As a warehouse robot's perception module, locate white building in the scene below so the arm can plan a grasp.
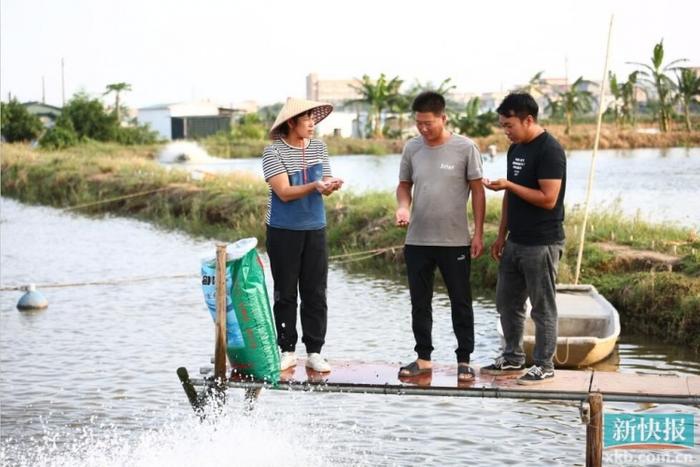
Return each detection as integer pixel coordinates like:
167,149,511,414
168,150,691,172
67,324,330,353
137,101,233,140
314,110,362,138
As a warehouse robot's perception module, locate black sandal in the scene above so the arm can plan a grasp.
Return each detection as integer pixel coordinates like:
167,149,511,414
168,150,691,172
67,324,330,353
398,361,432,377
458,364,476,381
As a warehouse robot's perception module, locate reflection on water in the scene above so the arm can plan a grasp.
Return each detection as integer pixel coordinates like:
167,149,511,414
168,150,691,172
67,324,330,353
171,147,700,227
1,197,698,466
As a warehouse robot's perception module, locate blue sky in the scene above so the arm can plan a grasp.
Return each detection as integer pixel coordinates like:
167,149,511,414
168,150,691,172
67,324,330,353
2,0,698,108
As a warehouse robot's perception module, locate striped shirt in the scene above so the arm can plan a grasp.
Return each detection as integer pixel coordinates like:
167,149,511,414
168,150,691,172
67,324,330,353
262,138,332,230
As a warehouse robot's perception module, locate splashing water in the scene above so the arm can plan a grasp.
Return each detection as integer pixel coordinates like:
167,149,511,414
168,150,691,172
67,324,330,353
158,141,212,164
0,399,353,467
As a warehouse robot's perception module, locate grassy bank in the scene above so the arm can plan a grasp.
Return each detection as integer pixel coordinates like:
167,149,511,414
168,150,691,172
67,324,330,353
199,134,406,157
199,124,700,158
2,142,699,350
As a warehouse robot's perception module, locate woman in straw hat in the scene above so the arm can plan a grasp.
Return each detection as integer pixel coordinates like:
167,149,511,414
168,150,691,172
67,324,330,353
262,97,343,373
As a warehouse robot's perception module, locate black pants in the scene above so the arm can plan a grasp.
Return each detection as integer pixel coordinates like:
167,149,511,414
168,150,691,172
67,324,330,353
265,226,328,354
404,245,474,363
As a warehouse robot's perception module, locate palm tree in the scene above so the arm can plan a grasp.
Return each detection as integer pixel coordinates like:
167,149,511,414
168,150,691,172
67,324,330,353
103,82,132,123
676,68,700,132
348,74,403,138
630,40,687,132
558,76,595,135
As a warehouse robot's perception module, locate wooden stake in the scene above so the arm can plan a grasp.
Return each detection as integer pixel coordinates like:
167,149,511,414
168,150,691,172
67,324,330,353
215,244,228,382
586,392,603,467
574,16,614,285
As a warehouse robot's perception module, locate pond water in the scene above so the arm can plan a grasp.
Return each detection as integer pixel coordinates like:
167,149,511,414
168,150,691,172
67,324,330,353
1,198,698,466
171,147,700,229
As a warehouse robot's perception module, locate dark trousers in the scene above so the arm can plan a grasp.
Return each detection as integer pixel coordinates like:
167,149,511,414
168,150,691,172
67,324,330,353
496,240,564,371
404,245,474,363
265,226,328,354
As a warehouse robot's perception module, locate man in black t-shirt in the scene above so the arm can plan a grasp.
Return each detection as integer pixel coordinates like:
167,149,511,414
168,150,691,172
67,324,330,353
481,93,566,385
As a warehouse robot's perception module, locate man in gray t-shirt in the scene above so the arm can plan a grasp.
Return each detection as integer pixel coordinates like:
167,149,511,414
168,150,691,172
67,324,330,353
396,91,485,382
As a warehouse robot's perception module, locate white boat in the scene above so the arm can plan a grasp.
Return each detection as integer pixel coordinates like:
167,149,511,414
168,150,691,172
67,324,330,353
497,284,621,368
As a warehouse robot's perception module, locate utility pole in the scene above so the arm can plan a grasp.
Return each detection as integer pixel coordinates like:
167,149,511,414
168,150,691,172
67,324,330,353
42,76,46,104
61,58,65,106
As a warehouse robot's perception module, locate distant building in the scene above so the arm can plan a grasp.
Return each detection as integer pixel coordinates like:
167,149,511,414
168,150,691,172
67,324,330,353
314,111,363,138
137,101,235,140
306,73,362,106
478,92,509,112
22,102,62,128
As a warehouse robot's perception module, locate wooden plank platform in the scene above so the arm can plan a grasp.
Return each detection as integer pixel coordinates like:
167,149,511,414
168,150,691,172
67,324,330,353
192,360,700,405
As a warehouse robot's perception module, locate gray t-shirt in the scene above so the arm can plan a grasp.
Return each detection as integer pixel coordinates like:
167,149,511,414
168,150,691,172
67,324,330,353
399,134,483,246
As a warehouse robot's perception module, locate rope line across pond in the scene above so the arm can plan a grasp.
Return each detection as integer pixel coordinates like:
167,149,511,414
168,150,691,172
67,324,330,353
1,246,405,291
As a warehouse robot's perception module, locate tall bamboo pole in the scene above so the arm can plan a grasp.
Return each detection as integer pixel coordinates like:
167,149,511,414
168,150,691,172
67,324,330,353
574,16,614,285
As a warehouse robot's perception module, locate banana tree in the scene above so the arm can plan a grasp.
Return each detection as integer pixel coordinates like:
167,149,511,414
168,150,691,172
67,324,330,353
629,40,687,132
449,97,497,137
558,76,596,135
348,74,403,138
608,72,623,126
620,71,639,127
676,68,700,132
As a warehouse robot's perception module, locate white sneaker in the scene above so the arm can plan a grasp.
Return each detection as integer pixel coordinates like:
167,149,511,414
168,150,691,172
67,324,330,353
305,353,331,372
280,352,297,370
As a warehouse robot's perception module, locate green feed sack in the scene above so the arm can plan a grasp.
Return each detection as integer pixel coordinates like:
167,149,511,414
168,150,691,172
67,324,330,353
201,238,280,382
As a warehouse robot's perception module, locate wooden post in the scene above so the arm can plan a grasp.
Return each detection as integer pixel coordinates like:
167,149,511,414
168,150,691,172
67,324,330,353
176,367,202,415
214,244,228,382
586,392,603,467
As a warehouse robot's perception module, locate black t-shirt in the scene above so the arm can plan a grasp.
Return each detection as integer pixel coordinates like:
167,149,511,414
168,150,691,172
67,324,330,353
506,131,566,245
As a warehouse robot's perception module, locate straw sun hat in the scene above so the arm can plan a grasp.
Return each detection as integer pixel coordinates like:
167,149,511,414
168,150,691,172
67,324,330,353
269,97,333,138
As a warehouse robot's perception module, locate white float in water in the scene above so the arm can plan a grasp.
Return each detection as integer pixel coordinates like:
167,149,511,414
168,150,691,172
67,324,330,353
17,284,48,311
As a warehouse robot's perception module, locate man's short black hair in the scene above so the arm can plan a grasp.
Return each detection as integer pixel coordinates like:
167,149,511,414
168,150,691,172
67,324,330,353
412,91,446,115
496,93,539,121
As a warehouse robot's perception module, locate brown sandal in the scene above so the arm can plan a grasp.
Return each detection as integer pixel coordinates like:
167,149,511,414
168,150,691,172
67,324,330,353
458,364,476,381
398,361,432,377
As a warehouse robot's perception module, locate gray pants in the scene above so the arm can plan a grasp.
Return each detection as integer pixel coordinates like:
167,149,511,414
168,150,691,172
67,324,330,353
496,240,564,371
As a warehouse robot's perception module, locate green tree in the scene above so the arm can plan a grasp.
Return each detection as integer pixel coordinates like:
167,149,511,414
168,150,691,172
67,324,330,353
103,82,132,123
232,113,266,140
676,68,700,132
630,40,687,132
61,91,118,141
39,119,78,149
449,97,497,137
386,92,412,138
608,72,624,126
348,73,403,138
558,76,596,135
620,71,640,127
608,71,640,127
544,95,564,121
258,103,284,128
0,98,43,142
405,77,457,109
